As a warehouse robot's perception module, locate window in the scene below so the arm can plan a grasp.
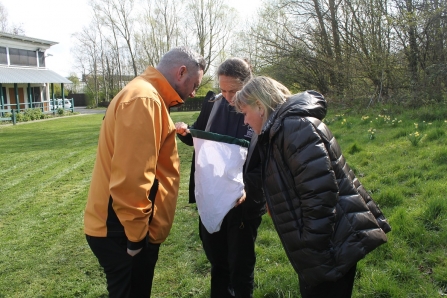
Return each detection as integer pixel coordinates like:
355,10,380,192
8,48,38,67
0,47,7,65
38,52,45,67
9,48,20,65
19,49,28,65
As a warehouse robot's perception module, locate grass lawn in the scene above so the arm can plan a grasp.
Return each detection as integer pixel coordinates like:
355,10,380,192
0,105,446,297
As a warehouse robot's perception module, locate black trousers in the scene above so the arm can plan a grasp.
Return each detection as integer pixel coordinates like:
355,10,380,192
200,207,262,298
86,235,160,298
299,264,357,298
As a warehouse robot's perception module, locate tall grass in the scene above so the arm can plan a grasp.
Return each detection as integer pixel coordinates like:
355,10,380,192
0,104,446,297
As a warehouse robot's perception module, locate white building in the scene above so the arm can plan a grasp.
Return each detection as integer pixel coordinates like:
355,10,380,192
0,32,71,112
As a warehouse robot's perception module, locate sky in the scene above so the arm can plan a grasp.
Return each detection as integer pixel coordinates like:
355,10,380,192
1,0,262,78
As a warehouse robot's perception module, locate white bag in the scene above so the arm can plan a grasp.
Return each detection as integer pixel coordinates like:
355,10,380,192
190,129,249,233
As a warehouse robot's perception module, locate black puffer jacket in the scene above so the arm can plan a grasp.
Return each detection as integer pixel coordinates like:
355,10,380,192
257,91,391,286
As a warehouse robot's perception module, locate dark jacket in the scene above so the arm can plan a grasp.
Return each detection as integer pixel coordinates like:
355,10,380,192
257,90,391,286
177,91,266,219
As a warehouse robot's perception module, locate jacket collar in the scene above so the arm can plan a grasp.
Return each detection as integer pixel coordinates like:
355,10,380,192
140,66,184,108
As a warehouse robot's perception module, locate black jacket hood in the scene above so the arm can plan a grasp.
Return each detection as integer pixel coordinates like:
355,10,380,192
261,90,327,137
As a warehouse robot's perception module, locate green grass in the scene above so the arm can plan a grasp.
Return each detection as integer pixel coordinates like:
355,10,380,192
0,106,446,297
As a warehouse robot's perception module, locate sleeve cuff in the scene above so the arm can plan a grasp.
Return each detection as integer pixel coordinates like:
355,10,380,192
127,237,146,250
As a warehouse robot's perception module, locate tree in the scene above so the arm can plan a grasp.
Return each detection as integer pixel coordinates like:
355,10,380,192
247,0,398,102
400,0,419,90
93,0,138,77
338,0,394,102
67,73,81,93
0,1,24,34
90,0,124,90
389,0,447,103
230,23,262,72
246,1,333,93
72,24,102,106
70,0,446,106
184,0,238,76
137,0,183,68
0,2,8,32
52,84,69,98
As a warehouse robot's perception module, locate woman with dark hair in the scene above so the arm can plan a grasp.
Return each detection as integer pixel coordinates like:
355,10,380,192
175,58,266,298
233,76,391,298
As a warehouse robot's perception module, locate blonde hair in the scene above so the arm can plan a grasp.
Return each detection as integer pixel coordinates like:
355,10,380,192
234,76,291,123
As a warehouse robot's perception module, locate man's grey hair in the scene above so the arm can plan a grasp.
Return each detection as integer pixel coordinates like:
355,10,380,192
157,46,206,73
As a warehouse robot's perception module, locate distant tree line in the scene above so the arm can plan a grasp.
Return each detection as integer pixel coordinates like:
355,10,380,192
70,0,235,107
70,0,447,107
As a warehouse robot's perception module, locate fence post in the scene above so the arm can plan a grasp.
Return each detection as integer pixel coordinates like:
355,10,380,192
51,83,55,115
28,83,33,108
11,109,16,125
14,83,20,113
0,83,4,110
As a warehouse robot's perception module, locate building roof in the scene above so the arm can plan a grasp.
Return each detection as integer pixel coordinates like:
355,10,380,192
0,32,58,47
0,67,71,84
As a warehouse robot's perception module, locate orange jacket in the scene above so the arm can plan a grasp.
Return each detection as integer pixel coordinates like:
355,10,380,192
84,66,183,248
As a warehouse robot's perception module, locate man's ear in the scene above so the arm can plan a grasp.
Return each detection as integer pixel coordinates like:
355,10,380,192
176,65,187,81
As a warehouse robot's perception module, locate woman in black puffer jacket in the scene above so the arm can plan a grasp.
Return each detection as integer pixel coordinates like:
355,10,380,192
233,76,391,298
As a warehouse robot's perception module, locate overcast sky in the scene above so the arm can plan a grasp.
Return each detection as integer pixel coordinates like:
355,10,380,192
1,0,261,78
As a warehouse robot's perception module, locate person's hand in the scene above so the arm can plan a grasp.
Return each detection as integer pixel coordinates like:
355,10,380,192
175,122,190,136
127,248,142,257
234,189,246,207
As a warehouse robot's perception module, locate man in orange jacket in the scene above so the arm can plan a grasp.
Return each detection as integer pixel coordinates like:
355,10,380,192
84,46,205,298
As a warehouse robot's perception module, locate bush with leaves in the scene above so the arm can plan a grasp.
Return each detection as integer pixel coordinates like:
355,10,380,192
407,131,425,146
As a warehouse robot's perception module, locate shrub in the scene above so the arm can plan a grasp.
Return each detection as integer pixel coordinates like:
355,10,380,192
367,128,376,140
14,112,25,122
57,108,65,115
9,108,48,122
407,131,424,146
23,108,45,120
